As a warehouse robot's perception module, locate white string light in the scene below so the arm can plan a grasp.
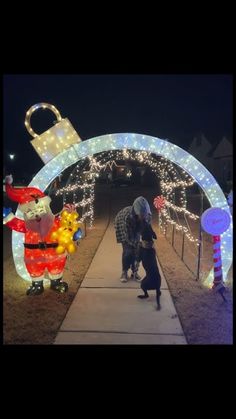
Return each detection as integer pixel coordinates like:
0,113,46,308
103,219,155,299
59,149,200,246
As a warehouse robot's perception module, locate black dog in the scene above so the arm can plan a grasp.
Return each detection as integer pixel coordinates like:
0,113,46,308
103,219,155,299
136,221,161,310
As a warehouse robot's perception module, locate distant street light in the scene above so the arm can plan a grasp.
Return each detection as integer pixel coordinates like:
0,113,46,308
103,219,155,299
9,154,15,160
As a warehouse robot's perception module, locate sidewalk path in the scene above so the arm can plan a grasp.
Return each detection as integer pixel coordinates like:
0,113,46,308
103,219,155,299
55,217,187,344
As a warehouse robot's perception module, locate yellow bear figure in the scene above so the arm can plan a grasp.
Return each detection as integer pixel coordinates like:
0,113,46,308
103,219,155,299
51,209,83,254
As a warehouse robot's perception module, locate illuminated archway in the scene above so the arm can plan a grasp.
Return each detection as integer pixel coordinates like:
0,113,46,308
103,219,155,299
12,133,233,284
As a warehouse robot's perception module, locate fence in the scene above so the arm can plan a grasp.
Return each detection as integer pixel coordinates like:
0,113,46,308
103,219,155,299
162,191,211,280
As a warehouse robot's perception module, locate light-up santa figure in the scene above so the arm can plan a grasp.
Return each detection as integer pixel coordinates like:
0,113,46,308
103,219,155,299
3,175,70,295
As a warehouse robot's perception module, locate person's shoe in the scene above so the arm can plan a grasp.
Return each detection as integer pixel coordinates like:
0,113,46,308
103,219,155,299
131,272,142,282
137,294,149,299
120,271,128,282
26,280,44,296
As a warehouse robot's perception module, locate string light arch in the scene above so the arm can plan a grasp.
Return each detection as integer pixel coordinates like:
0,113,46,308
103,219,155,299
12,133,232,285
57,150,194,218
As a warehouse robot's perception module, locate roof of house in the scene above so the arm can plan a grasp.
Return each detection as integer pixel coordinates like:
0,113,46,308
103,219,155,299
207,136,232,158
188,134,212,156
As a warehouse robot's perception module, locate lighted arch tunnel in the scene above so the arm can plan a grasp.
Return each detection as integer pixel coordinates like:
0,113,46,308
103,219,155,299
13,133,233,284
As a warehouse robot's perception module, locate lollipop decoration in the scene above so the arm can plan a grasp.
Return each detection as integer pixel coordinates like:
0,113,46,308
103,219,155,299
201,207,231,301
153,195,166,211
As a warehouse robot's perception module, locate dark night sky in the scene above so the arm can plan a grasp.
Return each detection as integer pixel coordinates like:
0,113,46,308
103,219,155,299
3,74,232,180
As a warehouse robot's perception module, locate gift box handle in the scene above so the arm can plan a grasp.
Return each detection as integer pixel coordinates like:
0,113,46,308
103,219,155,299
25,103,62,138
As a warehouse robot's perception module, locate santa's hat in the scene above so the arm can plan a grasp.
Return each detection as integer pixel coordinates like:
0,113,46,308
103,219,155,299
5,175,51,212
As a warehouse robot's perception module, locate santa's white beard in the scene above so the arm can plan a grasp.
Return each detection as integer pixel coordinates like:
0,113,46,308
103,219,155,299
25,212,55,239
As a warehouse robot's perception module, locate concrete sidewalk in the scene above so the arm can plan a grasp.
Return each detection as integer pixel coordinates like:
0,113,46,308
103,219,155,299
54,220,187,344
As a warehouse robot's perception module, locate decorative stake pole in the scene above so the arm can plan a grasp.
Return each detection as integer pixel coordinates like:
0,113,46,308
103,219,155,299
153,195,166,233
212,235,226,300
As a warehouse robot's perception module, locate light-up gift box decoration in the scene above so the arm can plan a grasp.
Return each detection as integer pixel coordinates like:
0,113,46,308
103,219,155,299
25,102,81,164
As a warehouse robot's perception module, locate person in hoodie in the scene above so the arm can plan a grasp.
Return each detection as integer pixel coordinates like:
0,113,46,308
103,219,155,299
114,196,151,282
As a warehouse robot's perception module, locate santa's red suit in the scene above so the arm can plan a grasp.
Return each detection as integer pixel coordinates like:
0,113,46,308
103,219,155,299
3,175,68,295
5,215,67,277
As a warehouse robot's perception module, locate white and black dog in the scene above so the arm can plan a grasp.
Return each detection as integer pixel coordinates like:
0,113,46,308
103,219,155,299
136,221,161,310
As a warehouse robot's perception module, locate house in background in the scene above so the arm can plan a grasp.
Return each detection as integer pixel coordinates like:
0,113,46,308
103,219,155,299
188,134,214,173
188,134,233,193
208,136,233,192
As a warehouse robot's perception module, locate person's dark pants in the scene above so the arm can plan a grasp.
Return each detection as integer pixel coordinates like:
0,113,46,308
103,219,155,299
122,243,136,272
